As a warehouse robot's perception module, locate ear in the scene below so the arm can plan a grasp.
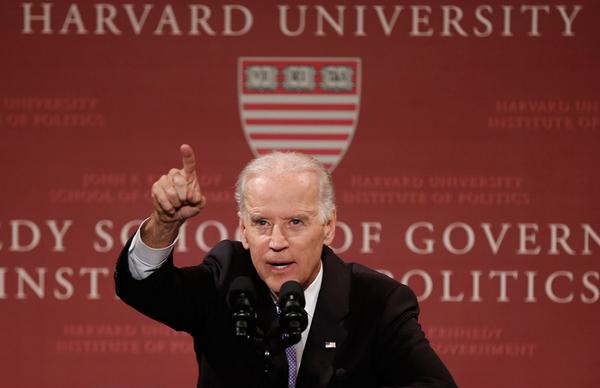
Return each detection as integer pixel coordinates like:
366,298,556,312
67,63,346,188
238,211,250,249
323,209,336,245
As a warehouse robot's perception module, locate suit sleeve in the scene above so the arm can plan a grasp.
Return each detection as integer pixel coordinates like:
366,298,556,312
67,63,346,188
376,285,458,388
114,238,222,335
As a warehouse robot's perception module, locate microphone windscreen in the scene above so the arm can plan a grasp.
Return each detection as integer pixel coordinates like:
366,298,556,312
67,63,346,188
279,280,305,307
227,276,256,309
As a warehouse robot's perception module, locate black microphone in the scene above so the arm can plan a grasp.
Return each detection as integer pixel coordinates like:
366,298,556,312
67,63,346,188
278,281,308,338
227,276,257,340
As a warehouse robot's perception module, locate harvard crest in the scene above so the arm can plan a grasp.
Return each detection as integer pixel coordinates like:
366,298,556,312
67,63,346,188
238,57,361,171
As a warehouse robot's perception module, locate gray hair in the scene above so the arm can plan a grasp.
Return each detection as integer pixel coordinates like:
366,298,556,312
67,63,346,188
235,152,335,223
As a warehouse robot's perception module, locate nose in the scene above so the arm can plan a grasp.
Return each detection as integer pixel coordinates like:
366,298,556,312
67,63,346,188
269,224,289,251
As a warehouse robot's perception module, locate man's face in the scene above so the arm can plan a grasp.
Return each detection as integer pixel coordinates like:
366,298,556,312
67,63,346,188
239,171,336,293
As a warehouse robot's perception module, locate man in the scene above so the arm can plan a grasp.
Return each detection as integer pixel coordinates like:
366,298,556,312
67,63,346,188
115,144,457,388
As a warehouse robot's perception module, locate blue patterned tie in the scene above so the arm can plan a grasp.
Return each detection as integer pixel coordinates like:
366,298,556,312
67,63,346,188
285,343,297,388
276,303,298,388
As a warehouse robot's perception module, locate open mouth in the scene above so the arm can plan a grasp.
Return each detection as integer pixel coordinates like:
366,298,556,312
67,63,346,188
269,262,293,270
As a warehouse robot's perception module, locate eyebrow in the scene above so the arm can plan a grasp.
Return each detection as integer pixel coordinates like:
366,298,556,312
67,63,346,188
248,211,316,221
248,214,266,222
287,214,310,221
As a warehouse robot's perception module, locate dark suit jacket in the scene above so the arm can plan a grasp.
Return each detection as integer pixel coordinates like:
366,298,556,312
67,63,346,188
115,240,456,388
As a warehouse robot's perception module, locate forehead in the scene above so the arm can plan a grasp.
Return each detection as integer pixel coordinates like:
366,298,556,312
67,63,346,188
243,171,320,214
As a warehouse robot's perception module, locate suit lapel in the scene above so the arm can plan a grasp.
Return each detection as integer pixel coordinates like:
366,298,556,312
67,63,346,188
296,246,350,388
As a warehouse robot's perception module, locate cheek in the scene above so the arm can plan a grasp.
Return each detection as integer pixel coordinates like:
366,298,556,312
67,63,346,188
242,229,263,251
295,239,323,266
249,241,268,264
250,255,261,272
249,249,266,276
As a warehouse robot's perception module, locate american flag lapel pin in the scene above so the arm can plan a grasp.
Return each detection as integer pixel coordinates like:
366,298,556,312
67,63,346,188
325,341,336,349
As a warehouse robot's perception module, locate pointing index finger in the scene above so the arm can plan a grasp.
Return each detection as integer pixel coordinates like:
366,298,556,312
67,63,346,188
180,144,197,177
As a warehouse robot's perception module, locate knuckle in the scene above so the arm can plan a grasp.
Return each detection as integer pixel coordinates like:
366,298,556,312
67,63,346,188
160,199,173,210
165,186,177,196
158,175,170,186
173,174,186,185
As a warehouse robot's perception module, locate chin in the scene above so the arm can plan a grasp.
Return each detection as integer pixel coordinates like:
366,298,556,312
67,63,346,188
266,282,283,294
266,276,297,294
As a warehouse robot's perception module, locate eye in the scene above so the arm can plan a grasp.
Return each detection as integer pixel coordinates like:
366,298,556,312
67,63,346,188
290,219,303,226
250,218,269,227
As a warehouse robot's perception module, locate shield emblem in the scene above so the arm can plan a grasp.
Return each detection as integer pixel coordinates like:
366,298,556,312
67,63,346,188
238,57,361,171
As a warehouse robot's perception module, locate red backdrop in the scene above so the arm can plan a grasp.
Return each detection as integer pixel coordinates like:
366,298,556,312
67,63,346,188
1,1,599,387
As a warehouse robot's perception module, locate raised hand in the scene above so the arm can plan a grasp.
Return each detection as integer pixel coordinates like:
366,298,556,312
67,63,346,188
143,144,206,247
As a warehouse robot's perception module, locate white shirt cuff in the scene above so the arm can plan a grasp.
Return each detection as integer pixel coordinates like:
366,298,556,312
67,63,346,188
127,219,177,280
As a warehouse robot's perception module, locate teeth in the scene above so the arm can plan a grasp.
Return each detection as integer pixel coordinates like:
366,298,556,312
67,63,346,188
272,263,290,268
